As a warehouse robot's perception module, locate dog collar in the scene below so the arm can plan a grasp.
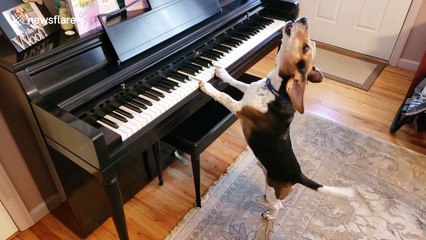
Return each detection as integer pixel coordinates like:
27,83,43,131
265,78,288,102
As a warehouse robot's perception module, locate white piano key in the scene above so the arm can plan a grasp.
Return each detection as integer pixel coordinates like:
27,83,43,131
106,113,143,131
104,115,136,135
114,111,147,128
97,120,129,141
152,87,183,102
120,106,156,125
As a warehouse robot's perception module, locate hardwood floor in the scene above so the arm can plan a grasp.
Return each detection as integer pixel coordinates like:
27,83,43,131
11,50,425,240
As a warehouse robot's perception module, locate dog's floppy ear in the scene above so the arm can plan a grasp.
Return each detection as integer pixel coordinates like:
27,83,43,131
286,76,306,114
308,66,323,83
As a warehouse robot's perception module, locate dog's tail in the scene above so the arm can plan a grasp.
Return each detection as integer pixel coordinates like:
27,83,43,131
299,173,356,199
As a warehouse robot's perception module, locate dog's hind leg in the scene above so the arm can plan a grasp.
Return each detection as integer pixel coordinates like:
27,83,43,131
262,184,282,220
215,67,249,93
262,179,293,220
199,81,240,114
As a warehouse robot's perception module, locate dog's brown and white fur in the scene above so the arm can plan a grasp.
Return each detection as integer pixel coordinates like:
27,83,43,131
199,17,355,220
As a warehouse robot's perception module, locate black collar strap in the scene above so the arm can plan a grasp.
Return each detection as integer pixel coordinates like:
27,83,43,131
265,78,289,102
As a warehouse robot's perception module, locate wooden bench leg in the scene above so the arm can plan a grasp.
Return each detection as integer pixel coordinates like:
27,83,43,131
190,154,201,207
151,141,164,185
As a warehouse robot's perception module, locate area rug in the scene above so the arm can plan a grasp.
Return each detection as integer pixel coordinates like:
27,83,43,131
315,48,386,90
165,113,426,240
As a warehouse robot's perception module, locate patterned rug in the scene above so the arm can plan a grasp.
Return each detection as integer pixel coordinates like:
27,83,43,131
165,113,426,240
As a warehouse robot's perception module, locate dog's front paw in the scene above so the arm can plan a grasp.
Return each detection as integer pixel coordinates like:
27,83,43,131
214,67,232,83
199,81,215,95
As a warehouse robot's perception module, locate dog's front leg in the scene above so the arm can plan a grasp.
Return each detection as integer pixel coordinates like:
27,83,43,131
215,68,249,93
200,81,240,114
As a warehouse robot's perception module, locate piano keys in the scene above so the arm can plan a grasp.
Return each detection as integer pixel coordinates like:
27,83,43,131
83,15,286,142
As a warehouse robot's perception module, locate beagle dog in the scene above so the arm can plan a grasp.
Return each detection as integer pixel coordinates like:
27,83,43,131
199,17,355,220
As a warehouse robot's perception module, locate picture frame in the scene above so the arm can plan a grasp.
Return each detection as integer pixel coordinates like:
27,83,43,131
0,0,57,52
66,0,101,36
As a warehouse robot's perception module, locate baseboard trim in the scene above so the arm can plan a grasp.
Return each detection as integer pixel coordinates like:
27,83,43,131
315,42,388,65
397,58,420,71
29,193,63,222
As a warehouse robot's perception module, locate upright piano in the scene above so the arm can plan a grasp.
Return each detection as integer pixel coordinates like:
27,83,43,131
0,0,298,239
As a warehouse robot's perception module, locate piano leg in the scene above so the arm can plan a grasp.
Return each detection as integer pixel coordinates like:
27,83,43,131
102,175,129,240
153,141,164,185
190,154,201,207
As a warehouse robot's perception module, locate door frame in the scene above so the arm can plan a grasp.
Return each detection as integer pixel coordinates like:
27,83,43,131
389,0,422,68
0,161,34,231
0,200,18,239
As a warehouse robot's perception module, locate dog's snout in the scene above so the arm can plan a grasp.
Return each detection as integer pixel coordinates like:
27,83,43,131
297,17,308,26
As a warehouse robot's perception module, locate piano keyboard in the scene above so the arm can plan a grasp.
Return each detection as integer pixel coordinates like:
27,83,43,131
83,17,286,141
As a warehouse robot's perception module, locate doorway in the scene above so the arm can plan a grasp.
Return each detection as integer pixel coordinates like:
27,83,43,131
299,0,412,60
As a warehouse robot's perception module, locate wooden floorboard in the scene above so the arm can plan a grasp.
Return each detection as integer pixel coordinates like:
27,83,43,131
11,50,425,240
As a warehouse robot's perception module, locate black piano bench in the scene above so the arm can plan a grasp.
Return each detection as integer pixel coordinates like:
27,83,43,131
161,74,259,207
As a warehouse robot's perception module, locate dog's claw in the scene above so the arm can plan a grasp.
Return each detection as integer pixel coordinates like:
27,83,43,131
199,81,215,94
214,67,233,83
261,211,275,220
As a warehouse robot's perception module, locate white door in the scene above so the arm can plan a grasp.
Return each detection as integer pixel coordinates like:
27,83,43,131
299,0,412,60
0,201,18,240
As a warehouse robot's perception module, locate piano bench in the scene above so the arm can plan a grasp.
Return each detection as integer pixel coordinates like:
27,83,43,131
161,74,259,207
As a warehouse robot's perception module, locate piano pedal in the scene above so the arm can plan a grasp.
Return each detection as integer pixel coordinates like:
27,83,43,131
174,151,188,165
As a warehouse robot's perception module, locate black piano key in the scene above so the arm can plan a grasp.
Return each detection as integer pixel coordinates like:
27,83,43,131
213,45,231,53
256,17,274,25
221,39,239,48
154,83,173,92
193,58,212,67
237,31,252,38
232,33,250,41
243,31,255,37
115,108,134,118
169,73,188,82
154,80,174,89
115,95,144,113
99,117,119,129
206,50,224,57
163,79,180,88
123,102,142,113
140,91,161,101
229,37,243,44
129,99,148,109
109,112,128,122
250,22,267,30
107,100,134,118
186,63,203,71
179,66,198,75
200,52,219,61
134,95,153,106
243,27,260,35
147,89,165,98
229,35,243,42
